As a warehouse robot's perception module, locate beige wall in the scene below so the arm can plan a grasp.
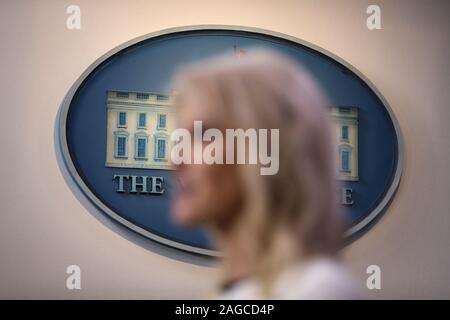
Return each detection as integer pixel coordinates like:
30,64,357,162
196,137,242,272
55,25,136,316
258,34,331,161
0,0,449,299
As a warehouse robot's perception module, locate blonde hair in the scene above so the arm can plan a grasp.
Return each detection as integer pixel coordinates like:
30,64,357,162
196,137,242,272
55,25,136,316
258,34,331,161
173,48,343,296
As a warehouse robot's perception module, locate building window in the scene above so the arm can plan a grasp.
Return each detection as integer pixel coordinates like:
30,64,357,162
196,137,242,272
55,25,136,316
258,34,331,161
157,139,166,159
341,125,349,140
158,114,167,129
157,94,169,101
154,137,167,160
118,111,127,127
340,149,350,172
135,136,147,160
138,113,146,128
136,93,149,100
116,92,129,98
116,136,127,158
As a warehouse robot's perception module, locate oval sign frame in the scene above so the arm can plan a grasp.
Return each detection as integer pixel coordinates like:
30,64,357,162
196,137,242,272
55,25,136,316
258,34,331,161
58,25,403,257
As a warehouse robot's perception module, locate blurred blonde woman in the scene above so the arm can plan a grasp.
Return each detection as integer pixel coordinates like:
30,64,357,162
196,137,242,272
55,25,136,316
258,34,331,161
171,49,359,299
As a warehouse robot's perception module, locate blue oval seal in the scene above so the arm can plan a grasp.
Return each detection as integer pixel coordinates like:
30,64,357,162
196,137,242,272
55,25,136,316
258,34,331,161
58,26,403,256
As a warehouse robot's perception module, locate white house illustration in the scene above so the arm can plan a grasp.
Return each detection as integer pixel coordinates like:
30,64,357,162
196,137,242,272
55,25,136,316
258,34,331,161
105,90,175,170
105,90,359,181
330,106,359,181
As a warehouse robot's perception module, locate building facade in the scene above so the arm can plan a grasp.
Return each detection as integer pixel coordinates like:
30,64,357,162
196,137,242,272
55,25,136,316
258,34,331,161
105,90,175,170
106,90,359,180
330,106,359,181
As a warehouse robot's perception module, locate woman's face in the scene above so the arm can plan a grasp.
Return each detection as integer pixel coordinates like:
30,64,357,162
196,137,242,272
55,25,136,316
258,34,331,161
171,92,243,228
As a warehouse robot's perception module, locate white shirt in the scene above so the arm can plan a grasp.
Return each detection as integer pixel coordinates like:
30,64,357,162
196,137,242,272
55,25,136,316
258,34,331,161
216,257,361,300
